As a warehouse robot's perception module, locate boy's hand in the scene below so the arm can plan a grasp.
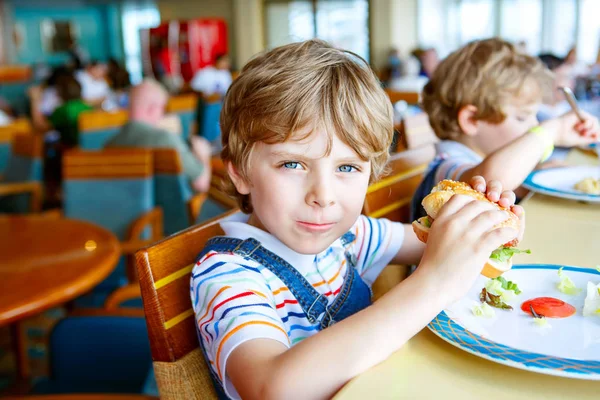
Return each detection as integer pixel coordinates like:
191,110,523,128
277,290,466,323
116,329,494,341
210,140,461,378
470,176,524,241
545,110,600,147
416,195,519,305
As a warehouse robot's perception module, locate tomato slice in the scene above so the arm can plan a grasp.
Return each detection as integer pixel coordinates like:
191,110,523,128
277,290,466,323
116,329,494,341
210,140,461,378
521,297,576,318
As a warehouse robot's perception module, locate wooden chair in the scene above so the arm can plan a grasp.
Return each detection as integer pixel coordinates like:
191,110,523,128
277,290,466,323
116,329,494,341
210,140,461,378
385,88,420,105
0,118,31,176
0,133,43,213
153,148,208,235
363,146,434,300
135,210,237,399
63,149,163,306
166,94,198,141
400,112,439,150
78,109,129,149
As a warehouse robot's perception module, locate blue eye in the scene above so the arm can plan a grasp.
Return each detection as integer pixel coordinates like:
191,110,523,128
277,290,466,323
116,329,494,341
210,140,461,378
282,162,302,169
338,165,357,173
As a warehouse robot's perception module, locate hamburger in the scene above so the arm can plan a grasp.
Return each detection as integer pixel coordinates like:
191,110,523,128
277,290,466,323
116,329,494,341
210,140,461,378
412,180,529,278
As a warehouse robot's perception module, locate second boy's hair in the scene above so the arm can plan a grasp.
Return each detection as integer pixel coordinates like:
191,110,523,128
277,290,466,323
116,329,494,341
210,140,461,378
220,39,394,213
422,38,553,140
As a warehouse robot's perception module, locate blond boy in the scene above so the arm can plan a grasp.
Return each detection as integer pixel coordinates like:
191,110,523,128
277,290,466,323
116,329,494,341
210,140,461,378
412,38,599,219
191,40,522,400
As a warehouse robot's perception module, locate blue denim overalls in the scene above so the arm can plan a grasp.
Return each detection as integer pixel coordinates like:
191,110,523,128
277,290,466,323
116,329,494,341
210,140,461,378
194,231,372,399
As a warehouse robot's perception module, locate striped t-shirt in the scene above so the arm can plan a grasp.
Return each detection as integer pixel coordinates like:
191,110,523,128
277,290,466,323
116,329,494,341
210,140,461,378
432,140,482,183
190,212,405,399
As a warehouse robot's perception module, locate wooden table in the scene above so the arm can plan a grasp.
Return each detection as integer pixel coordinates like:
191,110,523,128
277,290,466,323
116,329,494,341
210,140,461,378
336,151,600,399
0,215,120,378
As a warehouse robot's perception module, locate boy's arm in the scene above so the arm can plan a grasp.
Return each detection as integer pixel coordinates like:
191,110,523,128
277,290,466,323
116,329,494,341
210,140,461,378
227,268,443,400
458,111,599,190
390,224,425,265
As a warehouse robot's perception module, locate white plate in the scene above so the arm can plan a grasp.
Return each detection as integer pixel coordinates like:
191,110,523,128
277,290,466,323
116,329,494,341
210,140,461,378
523,166,600,203
428,264,600,380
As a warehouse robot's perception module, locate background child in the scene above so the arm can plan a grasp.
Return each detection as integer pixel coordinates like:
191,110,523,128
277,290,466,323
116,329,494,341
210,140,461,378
191,39,522,400
412,38,599,219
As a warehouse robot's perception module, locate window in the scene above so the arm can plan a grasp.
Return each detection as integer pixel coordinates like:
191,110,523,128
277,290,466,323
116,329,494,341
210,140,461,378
578,0,600,63
265,0,370,61
417,0,600,63
500,0,542,55
122,2,161,84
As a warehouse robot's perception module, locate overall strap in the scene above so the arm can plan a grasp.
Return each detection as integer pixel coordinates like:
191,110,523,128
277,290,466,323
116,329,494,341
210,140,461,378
198,236,329,324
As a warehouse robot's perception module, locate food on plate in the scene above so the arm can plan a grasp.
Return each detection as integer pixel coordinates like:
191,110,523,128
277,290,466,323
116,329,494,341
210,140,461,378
582,282,600,317
412,180,530,278
480,288,513,310
574,177,600,195
532,316,550,328
484,277,521,303
471,301,495,318
557,267,582,295
521,297,576,318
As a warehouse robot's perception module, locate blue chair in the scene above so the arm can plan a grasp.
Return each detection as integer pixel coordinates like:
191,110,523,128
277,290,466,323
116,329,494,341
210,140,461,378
166,94,197,141
32,312,152,394
0,134,44,213
63,149,163,307
0,119,31,176
153,148,208,235
78,109,129,150
195,95,222,143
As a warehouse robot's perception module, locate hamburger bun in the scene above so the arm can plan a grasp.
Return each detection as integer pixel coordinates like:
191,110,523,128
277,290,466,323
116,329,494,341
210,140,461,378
413,180,520,278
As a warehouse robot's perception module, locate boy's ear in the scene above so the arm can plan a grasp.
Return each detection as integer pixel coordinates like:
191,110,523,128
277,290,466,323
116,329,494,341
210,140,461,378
457,105,479,136
226,161,251,195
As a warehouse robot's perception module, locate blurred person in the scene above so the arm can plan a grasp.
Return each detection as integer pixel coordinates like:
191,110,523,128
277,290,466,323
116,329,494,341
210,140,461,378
565,46,590,78
66,37,90,71
0,96,14,125
388,55,428,92
414,47,439,79
190,53,232,97
537,54,574,121
75,61,110,106
105,79,211,192
30,75,93,147
381,48,403,85
104,58,132,110
32,66,73,116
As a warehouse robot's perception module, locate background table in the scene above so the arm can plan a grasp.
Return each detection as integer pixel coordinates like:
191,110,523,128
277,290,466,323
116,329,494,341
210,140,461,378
0,215,120,378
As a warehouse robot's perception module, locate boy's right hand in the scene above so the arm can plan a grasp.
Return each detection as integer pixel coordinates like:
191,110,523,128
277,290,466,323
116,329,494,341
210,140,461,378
544,110,599,147
416,194,519,305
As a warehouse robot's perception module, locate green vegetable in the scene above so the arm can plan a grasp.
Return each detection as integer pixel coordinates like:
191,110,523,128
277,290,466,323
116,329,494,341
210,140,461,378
493,276,522,295
480,288,513,310
533,317,550,328
472,302,495,318
423,217,432,228
557,267,582,295
489,247,531,263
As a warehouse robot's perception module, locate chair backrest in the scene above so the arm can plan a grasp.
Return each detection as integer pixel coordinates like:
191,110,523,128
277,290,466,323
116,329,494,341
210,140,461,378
135,210,237,399
4,133,43,182
166,94,197,141
196,96,222,143
385,88,420,105
402,112,439,150
78,109,129,149
153,148,193,235
63,149,154,240
363,146,435,222
0,134,43,213
0,119,31,174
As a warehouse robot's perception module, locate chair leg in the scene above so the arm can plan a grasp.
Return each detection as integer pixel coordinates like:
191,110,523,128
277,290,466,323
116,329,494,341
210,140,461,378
10,321,29,379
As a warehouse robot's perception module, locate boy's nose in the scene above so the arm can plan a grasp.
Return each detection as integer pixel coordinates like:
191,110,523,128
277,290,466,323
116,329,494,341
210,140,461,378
306,179,335,208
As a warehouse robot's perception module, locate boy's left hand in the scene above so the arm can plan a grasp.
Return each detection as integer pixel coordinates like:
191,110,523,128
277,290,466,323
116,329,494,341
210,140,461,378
470,176,525,241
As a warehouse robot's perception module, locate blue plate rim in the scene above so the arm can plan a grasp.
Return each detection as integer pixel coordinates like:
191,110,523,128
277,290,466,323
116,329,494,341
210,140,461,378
427,263,600,380
523,167,600,203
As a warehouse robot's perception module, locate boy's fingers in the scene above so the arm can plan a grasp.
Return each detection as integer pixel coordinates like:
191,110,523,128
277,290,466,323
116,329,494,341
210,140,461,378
470,176,486,193
436,194,475,220
481,227,519,251
498,190,516,208
486,180,502,202
469,209,511,236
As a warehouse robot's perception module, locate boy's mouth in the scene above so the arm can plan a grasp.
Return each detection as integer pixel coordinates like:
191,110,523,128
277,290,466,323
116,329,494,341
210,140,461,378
296,221,336,232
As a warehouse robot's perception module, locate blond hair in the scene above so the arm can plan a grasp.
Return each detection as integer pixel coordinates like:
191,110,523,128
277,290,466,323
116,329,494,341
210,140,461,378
422,38,552,140
221,39,394,213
